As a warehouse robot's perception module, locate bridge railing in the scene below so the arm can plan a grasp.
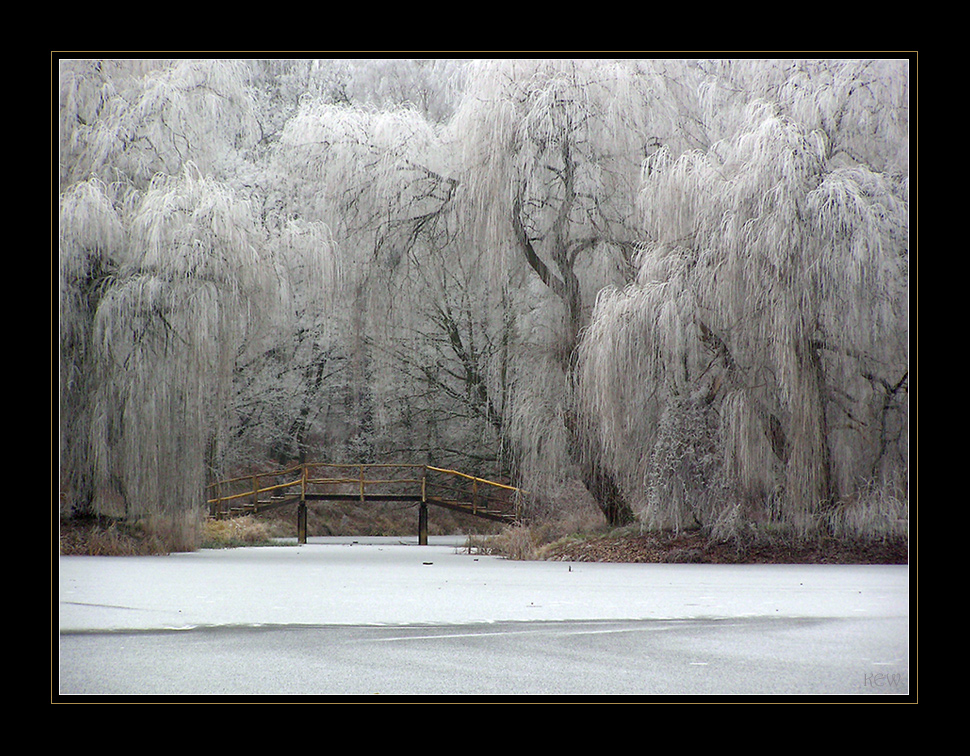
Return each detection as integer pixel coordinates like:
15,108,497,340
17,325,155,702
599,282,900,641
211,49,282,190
423,465,522,520
303,463,427,500
206,464,305,517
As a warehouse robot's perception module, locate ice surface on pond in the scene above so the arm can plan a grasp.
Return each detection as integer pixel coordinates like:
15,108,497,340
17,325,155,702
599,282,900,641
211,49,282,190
58,536,909,633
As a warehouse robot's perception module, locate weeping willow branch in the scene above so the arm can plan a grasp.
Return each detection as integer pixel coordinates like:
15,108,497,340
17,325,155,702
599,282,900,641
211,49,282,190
577,96,908,534
72,166,292,539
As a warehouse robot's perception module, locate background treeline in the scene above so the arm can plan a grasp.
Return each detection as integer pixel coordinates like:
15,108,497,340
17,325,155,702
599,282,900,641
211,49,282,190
57,57,910,550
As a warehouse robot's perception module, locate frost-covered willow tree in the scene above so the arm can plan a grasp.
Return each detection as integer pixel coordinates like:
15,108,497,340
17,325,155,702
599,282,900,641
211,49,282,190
58,59,325,546
577,62,909,537
692,59,910,175
84,167,273,545
58,58,258,192
58,178,127,518
448,59,686,524
59,59,256,519
313,58,468,124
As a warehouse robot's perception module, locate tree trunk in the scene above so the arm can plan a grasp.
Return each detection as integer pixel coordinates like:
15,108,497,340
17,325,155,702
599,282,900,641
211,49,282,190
512,188,635,526
582,455,635,526
788,336,833,526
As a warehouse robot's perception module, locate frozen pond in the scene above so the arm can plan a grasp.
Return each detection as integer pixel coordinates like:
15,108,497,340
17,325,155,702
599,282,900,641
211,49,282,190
57,536,910,697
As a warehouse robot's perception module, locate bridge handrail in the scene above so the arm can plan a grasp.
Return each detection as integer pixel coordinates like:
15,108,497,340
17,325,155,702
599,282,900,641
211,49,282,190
306,477,425,485
424,479,515,507
209,464,304,488
206,476,303,505
304,462,426,472
424,465,519,493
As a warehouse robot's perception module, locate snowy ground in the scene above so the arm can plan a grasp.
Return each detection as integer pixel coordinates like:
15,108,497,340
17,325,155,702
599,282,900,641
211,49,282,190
57,536,911,697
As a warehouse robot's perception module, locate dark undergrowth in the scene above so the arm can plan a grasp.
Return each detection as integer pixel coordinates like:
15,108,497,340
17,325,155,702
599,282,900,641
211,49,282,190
58,504,909,564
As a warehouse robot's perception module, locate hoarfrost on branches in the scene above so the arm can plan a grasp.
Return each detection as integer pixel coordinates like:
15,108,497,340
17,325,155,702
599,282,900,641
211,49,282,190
57,57,910,546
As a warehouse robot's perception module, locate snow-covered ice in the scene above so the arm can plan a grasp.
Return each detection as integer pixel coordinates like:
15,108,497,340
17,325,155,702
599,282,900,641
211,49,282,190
58,536,909,630
57,537,911,696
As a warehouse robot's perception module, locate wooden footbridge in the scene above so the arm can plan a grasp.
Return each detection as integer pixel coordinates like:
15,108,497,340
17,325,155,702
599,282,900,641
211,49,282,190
207,463,524,544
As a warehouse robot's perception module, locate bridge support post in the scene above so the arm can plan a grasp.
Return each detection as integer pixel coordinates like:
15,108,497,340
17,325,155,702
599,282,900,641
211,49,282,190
297,464,308,545
418,468,428,545
298,502,307,545
418,502,428,545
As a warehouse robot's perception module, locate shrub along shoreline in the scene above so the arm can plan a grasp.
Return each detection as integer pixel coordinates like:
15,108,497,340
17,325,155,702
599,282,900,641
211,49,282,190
59,511,908,564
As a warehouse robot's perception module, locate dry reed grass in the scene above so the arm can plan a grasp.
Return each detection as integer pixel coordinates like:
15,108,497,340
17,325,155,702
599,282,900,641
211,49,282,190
59,519,170,556
200,515,275,548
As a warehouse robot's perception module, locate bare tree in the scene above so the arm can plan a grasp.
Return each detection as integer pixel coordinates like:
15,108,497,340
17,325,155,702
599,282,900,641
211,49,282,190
272,95,514,475
225,216,340,468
